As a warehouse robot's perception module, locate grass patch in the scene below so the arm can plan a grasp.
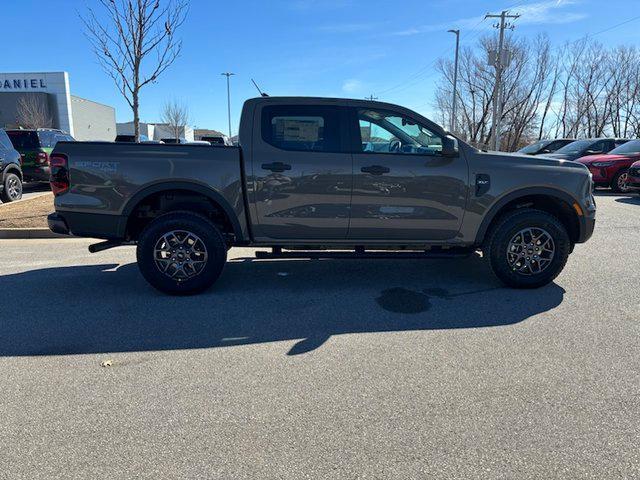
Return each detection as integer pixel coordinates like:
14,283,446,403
0,193,54,229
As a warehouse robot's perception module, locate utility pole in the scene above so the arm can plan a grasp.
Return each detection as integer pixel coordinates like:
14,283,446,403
485,11,518,150
365,95,378,101
221,72,235,139
447,29,460,133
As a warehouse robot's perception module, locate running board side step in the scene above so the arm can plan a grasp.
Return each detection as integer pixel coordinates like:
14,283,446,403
88,240,132,253
255,248,474,260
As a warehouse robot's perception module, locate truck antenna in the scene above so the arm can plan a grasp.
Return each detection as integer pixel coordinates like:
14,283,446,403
251,78,268,97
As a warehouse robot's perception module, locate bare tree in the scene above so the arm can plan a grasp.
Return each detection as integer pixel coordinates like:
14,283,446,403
160,99,189,141
435,34,640,151
82,0,188,141
15,94,53,129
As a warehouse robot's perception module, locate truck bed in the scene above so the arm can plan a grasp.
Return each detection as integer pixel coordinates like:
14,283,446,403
50,141,248,239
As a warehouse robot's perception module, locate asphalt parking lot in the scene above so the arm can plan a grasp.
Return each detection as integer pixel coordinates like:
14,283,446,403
0,193,639,479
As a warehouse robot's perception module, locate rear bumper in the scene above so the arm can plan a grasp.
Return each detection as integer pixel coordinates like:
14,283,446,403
23,165,50,182
47,213,70,235
48,211,127,239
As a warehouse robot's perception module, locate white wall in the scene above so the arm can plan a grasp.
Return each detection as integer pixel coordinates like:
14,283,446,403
0,72,74,136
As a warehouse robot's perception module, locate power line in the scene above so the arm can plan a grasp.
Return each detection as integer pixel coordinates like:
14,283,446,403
569,14,640,44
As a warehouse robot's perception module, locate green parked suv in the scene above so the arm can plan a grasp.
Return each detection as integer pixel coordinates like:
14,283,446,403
5,129,74,182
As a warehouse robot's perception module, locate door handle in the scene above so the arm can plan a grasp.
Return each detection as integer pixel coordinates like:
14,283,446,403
361,165,390,175
261,162,292,173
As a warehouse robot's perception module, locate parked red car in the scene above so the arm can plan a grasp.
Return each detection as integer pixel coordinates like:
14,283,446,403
628,160,640,192
577,139,640,193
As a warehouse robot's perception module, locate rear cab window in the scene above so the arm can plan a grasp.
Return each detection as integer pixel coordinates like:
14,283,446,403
261,105,345,152
0,130,14,151
6,131,40,149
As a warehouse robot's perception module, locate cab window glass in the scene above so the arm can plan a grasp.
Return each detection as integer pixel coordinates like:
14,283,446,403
0,131,13,150
262,106,341,152
358,109,442,155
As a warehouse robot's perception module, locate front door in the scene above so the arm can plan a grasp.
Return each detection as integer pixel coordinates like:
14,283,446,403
250,104,353,240
348,107,468,241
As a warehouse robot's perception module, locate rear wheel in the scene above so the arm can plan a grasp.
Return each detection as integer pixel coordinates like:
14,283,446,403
611,169,631,193
486,209,570,289
0,172,23,203
136,211,227,295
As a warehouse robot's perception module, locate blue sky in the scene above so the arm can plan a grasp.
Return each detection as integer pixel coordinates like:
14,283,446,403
3,0,639,134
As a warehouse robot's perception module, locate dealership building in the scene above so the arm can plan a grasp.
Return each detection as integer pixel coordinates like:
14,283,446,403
0,72,116,141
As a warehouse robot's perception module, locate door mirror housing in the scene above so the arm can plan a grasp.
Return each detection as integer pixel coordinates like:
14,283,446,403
441,135,459,157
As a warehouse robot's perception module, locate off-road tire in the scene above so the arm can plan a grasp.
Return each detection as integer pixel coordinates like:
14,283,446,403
486,208,570,289
136,211,227,295
0,172,23,203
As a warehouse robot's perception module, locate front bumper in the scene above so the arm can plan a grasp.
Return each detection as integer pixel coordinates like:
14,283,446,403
627,171,640,190
584,165,613,185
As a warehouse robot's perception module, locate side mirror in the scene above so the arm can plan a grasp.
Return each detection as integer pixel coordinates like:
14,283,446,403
441,135,459,157
585,149,600,155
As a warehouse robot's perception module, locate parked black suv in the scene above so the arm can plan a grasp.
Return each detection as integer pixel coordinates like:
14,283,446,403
5,128,74,182
0,129,23,202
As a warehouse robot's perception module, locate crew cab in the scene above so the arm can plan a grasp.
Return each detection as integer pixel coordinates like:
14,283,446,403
576,139,640,193
48,97,596,294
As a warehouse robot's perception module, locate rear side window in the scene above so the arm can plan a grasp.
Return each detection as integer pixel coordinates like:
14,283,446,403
262,105,342,152
37,131,55,148
0,131,13,150
6,130,39,149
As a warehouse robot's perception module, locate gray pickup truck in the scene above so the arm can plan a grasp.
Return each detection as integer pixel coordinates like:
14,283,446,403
48,97,595,294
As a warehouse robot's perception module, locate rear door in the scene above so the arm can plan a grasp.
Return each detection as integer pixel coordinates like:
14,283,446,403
347,107,468,241
250,104,353,240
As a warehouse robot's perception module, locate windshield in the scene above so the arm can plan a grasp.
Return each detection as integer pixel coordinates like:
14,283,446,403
609,139,640,155
554,140,593,154
518,140,549,154
6,130,40,149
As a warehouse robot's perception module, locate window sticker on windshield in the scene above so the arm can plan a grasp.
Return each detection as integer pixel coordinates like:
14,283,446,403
273,117,322,142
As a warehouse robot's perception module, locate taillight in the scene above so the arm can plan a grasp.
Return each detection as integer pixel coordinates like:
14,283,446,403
50,154,69,196
37,151,50,165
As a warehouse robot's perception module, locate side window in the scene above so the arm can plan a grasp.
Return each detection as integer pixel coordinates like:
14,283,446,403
38,131,54,148
357,109,442,155
262,105,341,152
0,131,12,151
53,134,68,145
591,141,607,153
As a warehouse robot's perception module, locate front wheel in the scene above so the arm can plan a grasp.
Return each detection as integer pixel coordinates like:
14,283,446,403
611,169,631,193
136,211,227,295
486,209,570,289
0,172,23,203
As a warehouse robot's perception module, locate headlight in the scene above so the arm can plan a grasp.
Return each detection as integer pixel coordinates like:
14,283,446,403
591,161,613,167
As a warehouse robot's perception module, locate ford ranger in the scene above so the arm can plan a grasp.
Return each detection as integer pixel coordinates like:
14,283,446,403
48,97,596,294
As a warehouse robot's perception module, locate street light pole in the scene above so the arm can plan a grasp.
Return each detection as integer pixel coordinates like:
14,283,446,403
221,72,235,140
447,29,460,133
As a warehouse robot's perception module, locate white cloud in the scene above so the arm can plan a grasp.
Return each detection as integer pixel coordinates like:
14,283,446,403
342,79,363,93
514,0,587,24
318,23,377,33
393,0,586,36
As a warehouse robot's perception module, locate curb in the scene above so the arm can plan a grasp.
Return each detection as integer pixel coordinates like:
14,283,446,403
0,228,68,239
0,191,52,207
